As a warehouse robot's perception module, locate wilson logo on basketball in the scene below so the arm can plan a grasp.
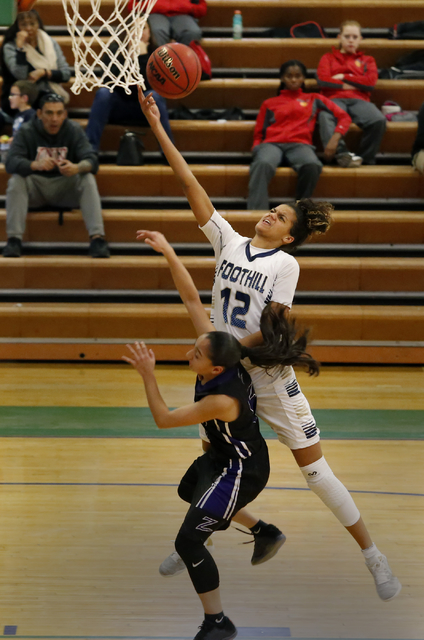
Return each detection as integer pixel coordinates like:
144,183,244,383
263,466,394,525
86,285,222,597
157,48,181,80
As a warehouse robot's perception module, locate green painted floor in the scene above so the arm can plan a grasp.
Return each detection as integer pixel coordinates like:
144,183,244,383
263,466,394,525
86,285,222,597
0,407,422,439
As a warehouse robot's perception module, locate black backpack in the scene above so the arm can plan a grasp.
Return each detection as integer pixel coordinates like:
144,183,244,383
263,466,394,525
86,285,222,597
290,22,326,38
271,22,326,38
390,21,424,39
379,50,424,79
116,131,145,166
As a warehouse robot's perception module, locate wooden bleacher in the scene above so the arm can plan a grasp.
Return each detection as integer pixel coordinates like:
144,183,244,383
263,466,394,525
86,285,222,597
72,120,417,155
1,165,421,199
0,0,423,363
1,210,423,244
2,35,423,71
33,0,424,30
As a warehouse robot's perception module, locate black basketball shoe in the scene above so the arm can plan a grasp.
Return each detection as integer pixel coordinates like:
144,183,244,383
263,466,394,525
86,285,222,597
250,523,286,565
194,616,237,640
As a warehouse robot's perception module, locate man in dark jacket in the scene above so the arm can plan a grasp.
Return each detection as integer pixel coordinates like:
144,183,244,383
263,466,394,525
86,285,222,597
3,93,110,257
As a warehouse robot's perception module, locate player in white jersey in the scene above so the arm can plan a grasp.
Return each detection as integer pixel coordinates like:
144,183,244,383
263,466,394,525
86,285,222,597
138,89,401,602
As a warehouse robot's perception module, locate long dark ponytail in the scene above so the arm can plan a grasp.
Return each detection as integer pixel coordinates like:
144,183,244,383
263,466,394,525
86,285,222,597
205,305,319,377
241,304,319,376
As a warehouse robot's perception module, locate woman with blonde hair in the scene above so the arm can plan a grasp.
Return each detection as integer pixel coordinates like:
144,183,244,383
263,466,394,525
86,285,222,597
317,20,386,167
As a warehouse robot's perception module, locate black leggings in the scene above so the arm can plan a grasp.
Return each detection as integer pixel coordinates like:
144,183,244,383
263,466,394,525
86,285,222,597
175,505,227,594
175,448,269,594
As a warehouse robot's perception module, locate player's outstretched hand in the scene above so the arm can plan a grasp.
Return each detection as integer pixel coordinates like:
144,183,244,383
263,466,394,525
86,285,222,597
122,341,156,378
138,88,161,126
136,229,173,256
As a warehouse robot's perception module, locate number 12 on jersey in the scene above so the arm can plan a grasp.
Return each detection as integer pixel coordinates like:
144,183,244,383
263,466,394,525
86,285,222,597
221,288,251,329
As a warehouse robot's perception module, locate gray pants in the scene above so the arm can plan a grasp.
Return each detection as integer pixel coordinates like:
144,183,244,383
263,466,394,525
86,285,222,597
6,173,105,240
148,14,202,46
247,142,322,210
318,98,386,164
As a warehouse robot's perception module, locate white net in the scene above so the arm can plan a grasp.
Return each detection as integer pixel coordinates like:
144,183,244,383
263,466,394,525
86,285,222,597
61,0,157,94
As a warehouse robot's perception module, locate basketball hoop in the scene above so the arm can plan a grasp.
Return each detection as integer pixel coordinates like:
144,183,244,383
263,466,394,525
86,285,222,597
61,0,157,94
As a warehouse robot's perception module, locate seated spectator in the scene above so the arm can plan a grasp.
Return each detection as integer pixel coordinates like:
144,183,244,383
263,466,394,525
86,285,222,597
127,0,207,46
317,20,386,167
9,80,39,143
85,22,174,154
3,93,110,259
0,80,38,164
247,60,351,210
0,9,71,118
412,101,424,173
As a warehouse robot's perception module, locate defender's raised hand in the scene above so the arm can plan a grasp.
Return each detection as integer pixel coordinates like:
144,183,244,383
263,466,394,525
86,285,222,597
122,341,156,378
136,229,173,256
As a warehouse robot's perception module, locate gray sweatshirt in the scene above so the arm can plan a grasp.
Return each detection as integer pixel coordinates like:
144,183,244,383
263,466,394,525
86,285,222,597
6,115,99,177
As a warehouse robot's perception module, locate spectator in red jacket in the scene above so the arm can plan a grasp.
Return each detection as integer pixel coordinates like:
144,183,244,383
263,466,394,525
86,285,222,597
247,60,351,210
128,0,207,46
317,20,386,167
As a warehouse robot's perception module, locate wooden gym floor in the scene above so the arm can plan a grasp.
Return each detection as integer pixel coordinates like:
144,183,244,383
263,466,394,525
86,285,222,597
0,361,422,640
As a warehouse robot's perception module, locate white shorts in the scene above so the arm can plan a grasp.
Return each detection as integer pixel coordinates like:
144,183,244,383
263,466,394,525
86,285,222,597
200,364,320,450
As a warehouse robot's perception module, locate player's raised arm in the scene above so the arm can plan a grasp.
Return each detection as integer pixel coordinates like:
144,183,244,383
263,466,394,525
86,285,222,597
138,88,214,227
137,230,214,337
123,341,236,429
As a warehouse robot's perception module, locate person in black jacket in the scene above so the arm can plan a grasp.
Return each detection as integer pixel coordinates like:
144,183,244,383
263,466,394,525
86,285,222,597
85,23,173,154
3,93,109,258
412,101,424,173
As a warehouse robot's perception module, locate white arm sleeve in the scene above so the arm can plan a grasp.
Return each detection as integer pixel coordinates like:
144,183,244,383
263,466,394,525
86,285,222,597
200,210,243,259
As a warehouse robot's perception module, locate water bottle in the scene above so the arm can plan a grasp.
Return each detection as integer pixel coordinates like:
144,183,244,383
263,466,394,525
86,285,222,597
232,10,243,40
0,136,10,164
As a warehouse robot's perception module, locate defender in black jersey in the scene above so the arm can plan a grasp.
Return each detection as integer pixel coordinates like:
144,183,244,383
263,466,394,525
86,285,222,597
181,361,269,524
124,230,319,640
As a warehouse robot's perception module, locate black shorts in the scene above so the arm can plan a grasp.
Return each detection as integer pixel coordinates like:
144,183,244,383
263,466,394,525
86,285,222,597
178,440,270,522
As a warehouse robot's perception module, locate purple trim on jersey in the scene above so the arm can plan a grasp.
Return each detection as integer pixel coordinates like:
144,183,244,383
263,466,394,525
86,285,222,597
196,458,243,519
245,243,280,262
214,419,253,459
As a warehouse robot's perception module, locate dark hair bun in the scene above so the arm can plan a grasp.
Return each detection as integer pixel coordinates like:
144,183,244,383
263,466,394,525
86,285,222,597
296,199,333,235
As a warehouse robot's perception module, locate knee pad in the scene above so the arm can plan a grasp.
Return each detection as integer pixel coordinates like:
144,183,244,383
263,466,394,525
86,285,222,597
175,524,219,594
175,524,200,560
300,456,360,527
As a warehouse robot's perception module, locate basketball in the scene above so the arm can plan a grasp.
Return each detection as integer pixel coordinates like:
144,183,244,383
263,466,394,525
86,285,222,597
146,43,202,99
17,0,37,11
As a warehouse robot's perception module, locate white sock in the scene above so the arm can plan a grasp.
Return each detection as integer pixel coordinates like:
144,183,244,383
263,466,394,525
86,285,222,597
361,542,381,563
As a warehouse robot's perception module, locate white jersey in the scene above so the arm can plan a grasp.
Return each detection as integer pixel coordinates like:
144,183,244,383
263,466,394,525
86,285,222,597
201,210,299,341
200,211,320,450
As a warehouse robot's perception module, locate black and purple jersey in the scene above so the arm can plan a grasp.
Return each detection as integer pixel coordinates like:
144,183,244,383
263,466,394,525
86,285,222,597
181,363,270,522
194,363,264,461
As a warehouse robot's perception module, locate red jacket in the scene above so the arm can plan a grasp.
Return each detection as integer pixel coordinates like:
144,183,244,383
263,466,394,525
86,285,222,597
127,0,207,19
252,89,351,148
317,47,378,102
